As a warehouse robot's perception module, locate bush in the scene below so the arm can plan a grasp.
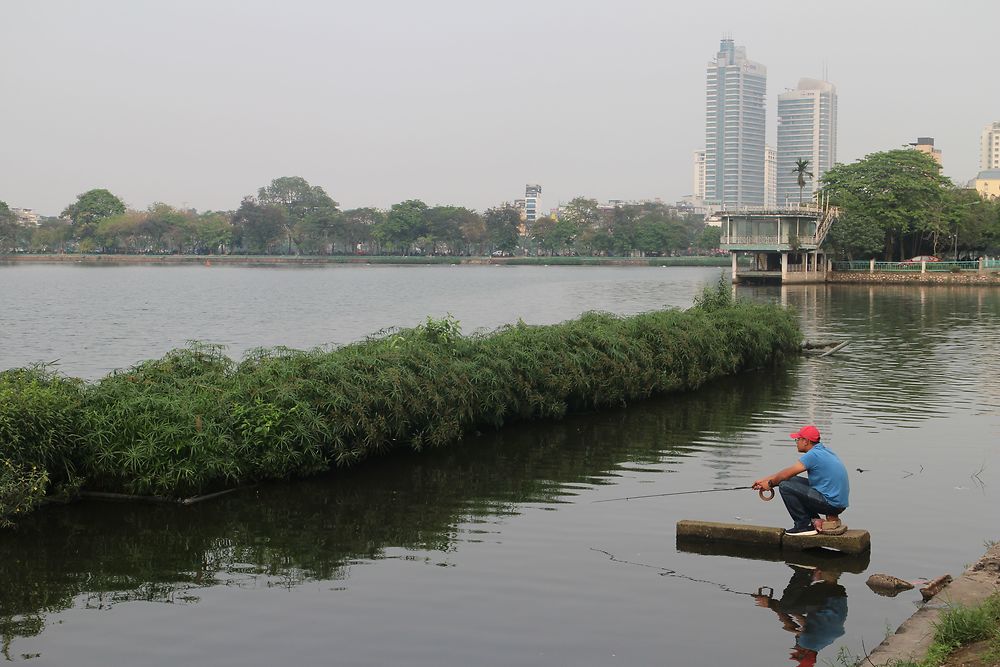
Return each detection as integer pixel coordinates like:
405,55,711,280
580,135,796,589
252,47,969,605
3,302,802,510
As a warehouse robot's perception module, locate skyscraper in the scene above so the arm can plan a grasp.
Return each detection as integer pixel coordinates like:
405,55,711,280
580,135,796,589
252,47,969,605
981,122,1000,170
776,78,837,206
705,38,767,208
524,184,542,224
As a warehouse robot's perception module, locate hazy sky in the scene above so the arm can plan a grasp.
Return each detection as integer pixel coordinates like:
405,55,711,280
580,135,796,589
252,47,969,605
4,1,998,216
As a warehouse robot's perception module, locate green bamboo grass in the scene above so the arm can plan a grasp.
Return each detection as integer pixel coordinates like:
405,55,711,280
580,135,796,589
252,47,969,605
0,287,800,521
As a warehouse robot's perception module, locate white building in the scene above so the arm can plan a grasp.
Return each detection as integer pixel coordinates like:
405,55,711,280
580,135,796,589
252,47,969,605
776,78,837,206
524,184,542,224
705,37,767,208
764,145,777,209
981,122,1000,170
692,150,707,204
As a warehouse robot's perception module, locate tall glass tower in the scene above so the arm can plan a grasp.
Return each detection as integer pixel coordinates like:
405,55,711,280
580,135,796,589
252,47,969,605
705,38,767,208
776,78,837,206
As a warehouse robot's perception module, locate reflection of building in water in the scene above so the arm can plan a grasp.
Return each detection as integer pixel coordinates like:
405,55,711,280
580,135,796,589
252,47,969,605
754,564,847,665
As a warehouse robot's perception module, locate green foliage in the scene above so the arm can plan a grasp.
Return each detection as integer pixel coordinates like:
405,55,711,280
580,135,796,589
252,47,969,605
61,188,127,239
483,204,522,253
0,461,48,528
821,150,952,260
0,302,800,514
691,274,734,312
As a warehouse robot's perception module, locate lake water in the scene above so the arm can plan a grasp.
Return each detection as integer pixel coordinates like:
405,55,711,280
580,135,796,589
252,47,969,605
1,265,999,666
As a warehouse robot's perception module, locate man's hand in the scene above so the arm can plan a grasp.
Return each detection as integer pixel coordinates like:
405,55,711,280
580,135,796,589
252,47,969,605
751,478,772,491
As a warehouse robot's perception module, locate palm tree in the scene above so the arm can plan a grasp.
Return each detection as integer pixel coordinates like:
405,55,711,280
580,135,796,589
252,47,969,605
792,159,813,205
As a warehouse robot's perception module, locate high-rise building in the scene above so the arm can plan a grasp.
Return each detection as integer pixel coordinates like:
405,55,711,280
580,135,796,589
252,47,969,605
692,150,706,203
705,38,767,208
524,184,542,224
776,78,837,206
764,145,777,209
981,122,1000,170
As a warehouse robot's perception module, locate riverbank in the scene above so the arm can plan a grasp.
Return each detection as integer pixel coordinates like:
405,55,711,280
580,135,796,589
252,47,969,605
0,290,801,525
827,271,1000,285
0,253,733,267
865,543,1000,665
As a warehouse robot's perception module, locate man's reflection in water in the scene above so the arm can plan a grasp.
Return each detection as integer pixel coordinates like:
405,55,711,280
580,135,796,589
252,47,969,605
754,564,848,667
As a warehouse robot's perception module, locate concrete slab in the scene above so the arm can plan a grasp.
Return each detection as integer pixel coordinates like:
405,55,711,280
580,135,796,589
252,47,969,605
676,520,871,555
782,529,870,554
676,520,784,546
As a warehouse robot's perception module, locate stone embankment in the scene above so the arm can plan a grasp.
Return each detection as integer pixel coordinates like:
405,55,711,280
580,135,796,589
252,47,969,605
828,271,1000,285
865,543,1000,664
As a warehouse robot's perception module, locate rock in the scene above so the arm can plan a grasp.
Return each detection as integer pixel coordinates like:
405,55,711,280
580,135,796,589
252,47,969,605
919,574,953,601
866,573,915,596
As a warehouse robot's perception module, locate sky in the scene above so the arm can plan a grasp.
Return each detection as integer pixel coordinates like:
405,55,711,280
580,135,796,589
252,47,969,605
3,0,999,217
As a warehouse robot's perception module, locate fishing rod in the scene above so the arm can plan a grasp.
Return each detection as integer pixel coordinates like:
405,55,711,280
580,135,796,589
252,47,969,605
592,485,774,503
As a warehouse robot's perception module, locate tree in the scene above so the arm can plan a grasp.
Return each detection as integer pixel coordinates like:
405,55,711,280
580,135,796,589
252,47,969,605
695,225,722,252
821,150,952,260
792,159,813,204
483,204,521,254
375,200,428,255
0,201,18,252
231,198,286,253
341,208,383,254
256,176,339,254
61,189,126,242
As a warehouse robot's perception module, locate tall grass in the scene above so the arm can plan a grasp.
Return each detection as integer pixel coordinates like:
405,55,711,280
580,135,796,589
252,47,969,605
0,289,800,518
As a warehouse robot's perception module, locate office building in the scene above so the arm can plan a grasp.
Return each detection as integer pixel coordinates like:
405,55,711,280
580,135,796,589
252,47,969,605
776,78,837,206
524,184,542,224
981,122,1000,170
705,38,767,208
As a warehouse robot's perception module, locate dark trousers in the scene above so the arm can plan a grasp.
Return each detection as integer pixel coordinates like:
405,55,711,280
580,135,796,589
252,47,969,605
778,477,845,529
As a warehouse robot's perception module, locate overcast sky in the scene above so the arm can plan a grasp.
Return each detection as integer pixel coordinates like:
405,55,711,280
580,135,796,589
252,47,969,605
3,1,998,216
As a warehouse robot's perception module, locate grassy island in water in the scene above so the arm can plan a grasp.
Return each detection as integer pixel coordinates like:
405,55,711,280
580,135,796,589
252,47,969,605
0,284,801,526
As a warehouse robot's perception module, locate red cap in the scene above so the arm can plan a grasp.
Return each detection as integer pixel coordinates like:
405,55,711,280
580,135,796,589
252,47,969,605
789,425,820,443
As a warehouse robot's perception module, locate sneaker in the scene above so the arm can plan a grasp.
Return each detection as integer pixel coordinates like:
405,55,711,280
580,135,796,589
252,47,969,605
785,525,818,536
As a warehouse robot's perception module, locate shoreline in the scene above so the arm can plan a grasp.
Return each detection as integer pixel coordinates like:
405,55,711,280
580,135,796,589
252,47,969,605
865,543,1000,664
0,253,732,268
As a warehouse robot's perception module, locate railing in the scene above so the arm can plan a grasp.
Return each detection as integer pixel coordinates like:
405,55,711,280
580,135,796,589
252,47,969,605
832,260,984,272
721,235,819,246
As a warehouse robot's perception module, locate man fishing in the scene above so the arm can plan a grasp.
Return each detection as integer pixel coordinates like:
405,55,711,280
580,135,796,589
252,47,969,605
752,425,849,536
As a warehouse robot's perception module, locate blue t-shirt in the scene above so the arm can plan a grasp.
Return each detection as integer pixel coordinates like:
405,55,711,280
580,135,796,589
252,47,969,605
799,443,849,509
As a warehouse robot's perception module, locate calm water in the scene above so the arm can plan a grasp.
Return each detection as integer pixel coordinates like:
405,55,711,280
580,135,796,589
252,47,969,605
1,265,999,666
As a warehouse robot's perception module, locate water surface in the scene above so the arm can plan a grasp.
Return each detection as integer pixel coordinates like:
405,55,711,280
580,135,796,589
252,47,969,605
1,266,998,666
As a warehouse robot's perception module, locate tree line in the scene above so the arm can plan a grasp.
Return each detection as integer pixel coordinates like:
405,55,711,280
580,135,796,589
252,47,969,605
0,177,720,257
821,149,1000,260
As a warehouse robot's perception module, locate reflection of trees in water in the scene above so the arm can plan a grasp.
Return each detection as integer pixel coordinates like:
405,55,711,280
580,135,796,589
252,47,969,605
0,368,794,649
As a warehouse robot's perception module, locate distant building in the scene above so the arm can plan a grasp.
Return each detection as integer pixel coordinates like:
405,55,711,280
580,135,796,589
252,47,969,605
909,137,942,165
764,145,777,208
705,37,767,208
524,184,542,224
975,170,1000,199
776,78,838,206
692,150,707,204
981,122,1000,170
12,208,41,226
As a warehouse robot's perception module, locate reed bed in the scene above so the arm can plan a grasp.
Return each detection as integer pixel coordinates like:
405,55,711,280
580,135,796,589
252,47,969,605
0,286,800,521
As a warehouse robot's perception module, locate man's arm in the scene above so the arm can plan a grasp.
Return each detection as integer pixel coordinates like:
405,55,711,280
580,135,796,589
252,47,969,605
752,461,806,490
